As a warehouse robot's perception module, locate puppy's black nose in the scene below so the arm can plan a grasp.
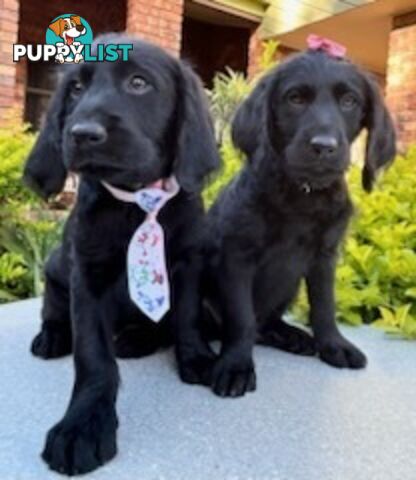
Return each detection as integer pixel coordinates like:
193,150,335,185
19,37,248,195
310,135,338,156
70,122,107,146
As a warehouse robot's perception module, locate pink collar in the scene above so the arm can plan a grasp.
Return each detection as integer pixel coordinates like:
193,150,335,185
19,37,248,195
102,176,180,221
101,175,179,203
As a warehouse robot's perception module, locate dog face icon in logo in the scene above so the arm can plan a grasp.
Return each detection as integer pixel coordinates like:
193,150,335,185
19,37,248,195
46,14,93,64
49,15,86,45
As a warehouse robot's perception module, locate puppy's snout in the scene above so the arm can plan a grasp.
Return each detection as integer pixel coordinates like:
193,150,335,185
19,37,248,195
70,122,107,147
310,135,338,157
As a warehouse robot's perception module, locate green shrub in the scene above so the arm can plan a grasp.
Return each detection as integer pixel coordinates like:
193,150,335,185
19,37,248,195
341,152,416,338
206,69,251,145
0,124,36,207
204,138,243,207
0,252,28,302
257,39,280,74
0,124,63,302
0,213,63,298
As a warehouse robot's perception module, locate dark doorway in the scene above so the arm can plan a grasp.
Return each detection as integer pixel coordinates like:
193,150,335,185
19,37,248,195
181,2,256,86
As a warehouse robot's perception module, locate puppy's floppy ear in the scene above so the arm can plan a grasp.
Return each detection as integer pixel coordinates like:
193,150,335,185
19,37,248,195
70,15,82,25
231,76,269,157
174,64,220,192
23,75,69,199
362,74,396,192
49,18,64,37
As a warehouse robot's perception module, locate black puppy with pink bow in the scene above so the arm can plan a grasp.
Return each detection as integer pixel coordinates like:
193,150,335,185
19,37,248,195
23,34,219,475
201,36,396,397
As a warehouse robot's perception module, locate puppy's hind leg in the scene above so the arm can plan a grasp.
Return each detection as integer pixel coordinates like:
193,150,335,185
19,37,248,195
31,248,72,359
257,309,316,356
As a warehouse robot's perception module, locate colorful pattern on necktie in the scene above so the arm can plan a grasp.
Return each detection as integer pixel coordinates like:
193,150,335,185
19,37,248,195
102,177,179,322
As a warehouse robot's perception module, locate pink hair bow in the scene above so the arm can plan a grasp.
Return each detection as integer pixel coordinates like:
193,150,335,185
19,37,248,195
307,34,347,59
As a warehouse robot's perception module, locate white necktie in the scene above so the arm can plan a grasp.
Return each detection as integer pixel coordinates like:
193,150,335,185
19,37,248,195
102,176,180,322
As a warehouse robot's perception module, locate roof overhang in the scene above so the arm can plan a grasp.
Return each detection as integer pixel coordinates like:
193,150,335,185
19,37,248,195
260,0,373,38
263,0,416,74
186,0,265,24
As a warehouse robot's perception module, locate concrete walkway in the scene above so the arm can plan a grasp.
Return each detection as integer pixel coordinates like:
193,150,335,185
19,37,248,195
0,298,415,480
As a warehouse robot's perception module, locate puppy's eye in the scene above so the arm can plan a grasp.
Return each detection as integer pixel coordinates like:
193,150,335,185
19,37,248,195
340,93,358,110
64,24,69,30
287,91,306,106
69,80,84,97
128,75,150,94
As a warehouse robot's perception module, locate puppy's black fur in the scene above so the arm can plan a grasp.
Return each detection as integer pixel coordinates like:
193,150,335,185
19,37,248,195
24,35,219,475
203,50,396,397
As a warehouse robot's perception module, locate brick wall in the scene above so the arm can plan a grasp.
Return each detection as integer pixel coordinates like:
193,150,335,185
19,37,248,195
247,28,262,78
386,18,416,150
126,0,184,57
0,0,20,121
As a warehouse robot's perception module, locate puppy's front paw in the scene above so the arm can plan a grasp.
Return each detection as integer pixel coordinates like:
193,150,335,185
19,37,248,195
31,326,72,359
211,354,256,398
42,401,118,475
318,335,367,369
178,343,217,386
